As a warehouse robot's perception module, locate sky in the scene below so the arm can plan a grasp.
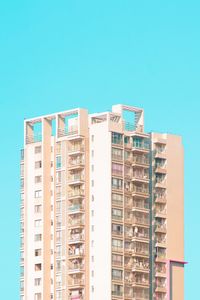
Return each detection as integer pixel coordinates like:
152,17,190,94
0,0,199,298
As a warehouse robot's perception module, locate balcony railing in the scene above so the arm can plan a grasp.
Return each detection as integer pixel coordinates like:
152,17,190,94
68,158,84,167
69,233,84,242
68,174,84,182
68,248,84,256
133,156,149,166
68,145,84,153
132,217,149,226
132,186,149,195
68,189,84,198
133,201,149,210
69,218,84,227
68,204,84,212
68,278,84,286
133,173,149,181
132,142,149,151
58,126,78,137
132,247,149,256
68,263,84,271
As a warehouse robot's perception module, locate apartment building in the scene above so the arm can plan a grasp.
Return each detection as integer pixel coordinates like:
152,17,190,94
20,104,186,300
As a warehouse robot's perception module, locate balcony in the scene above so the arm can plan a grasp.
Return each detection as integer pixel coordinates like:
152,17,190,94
68,278,84,288
68,174,84,185
155,224,167,234
155,208,167,218
68,263,84,274
132,173,149,183
155,149,166,159
155,268,167,278
68,158,85,170
58,126,78,137
132,216,149,227
68,189,84,199
155,165,167,174
155,237,166,248
132,186,149,198
132,155,149,168
68,218,84,228
155,285,167,293
132,142,149,153
68,247,84,258
155,179,166,189
68,204,84,214
155,193,166,204
132,277,149,287
68,144,85,155
132,229,149,242
132,201,149,211
69,295,84,300
68,233,84,244
132,261,149,273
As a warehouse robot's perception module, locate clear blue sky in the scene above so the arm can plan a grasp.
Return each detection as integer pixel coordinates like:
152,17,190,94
0,0,199,298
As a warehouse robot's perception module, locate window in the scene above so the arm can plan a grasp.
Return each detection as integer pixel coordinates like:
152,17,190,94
112,284,123,296
112,223,123,235
91,164,94,172
34,219,42,227
112,254,123,266
112,193,123,205
34,293,42,300
35,176,42,184
91,180,94,187
91,195,94,202
35,161,42,169
91,150,94,157
35,249,41,256
112,239,123,250
35,264,42,271
56,172,61,184
35,190,42,198
112,178,123,190
56,245,61,256
91,135,94,142
35,146,41,154
91,210,94,217
91,255,94,262
35,234,42,242
91,225,94,232
56,156,61,169
112,208,123,220
112,132,123,145
34,205,42,213
112,163,123,176
112,148,123,160
34,278,41,286
112,269,123,280
20,179,24,189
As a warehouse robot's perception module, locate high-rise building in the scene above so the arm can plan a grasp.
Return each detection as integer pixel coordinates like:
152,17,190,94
20,104,186,300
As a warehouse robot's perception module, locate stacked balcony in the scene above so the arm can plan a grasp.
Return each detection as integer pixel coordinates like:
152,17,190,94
67,139,86,297
154,142,167,299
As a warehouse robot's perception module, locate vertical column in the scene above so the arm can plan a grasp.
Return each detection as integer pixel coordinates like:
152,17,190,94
42,118,52,300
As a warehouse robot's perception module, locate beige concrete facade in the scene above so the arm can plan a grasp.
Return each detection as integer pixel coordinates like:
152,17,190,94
20,104,185,300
